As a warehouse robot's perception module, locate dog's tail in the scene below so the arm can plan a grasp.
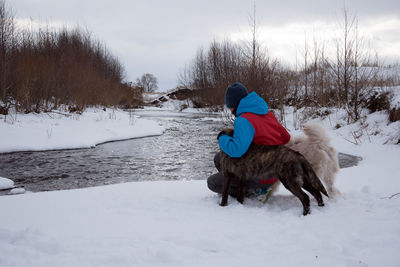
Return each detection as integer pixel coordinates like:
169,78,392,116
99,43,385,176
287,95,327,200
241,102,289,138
300,155,329,197
302,122,331,145
302,122,340,173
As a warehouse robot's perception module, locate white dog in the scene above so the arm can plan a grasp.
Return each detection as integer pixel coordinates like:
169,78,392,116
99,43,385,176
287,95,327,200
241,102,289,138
271,122,340,197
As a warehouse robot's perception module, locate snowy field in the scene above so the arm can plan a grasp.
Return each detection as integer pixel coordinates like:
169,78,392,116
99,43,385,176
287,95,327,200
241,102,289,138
0,105,400,266
0,108,165,153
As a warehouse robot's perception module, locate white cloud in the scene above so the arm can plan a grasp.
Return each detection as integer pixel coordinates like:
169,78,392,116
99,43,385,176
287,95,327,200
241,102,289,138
229,15,400,67
9,0,400,90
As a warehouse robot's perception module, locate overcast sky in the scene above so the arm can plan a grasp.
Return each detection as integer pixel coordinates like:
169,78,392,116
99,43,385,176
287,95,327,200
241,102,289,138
10,0,400,91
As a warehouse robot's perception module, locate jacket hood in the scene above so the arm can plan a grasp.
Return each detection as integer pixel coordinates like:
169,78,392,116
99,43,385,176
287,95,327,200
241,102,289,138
236,92,269,116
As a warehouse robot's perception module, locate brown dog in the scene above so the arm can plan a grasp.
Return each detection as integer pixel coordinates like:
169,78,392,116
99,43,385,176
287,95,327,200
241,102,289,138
219,129,328,215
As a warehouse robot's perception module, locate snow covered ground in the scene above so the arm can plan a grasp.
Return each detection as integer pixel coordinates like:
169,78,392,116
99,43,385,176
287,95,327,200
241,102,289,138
0,177,14,190
0,104,399,266
0,139,399,266
0,108,165,153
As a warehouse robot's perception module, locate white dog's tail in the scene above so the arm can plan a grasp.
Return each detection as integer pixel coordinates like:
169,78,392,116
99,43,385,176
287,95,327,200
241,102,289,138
302,122,331,145
302,122,340,175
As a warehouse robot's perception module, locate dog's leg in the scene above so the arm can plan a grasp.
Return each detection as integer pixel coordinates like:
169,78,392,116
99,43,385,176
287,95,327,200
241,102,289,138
325,171,340,197
293,188,311,216
220,171,232,206
280,178,311,216
302,181,324,207
237,178,247,204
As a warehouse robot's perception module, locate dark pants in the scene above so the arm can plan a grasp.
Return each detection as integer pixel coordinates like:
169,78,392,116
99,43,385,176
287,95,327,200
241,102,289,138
207,152,277,197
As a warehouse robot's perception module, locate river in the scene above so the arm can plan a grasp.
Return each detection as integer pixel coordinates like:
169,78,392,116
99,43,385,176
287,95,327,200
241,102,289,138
0,109,361,193
0,110,226,192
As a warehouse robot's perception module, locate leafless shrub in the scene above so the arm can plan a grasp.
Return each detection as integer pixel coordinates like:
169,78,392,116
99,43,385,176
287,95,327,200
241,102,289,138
180,6,398,128
0,1,142,113
128,110,136,125
362,89,392,113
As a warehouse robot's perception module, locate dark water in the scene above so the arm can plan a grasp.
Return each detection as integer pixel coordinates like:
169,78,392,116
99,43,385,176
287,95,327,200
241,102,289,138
0,110,228,192
0,110,360,193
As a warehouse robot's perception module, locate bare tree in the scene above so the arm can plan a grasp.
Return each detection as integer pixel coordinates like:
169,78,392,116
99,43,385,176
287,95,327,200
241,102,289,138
177,65,192,89
179,4,393,120
243,1,267,93
330,7,381,122
135,73,158,92
303,33,309,101
0,0,15,107
330,7,357,106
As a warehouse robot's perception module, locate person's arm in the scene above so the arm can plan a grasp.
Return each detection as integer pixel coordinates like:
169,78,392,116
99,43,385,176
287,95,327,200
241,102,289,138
218,117,255,158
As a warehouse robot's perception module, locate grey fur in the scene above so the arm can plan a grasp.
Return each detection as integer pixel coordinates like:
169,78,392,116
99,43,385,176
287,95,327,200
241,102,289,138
219,129,328,216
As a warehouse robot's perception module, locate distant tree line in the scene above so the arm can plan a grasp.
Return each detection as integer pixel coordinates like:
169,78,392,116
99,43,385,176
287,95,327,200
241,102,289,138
0,1,142,115
134,73,158,92
179,8,399,123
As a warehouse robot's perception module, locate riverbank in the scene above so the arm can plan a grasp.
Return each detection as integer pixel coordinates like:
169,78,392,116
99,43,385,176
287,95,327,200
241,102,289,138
1,106,399,266
0,138,399,266
0,108,165,153
0,104,400,267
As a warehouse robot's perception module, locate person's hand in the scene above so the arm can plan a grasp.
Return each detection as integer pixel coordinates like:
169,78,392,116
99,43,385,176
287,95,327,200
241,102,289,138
217,129,233,140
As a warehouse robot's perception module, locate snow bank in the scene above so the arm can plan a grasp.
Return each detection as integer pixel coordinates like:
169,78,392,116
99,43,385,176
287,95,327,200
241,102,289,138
142,92,165,103
0,108,165,153
0,177,14,190
283,106,400,146
8,188,26,195
0,136,399,266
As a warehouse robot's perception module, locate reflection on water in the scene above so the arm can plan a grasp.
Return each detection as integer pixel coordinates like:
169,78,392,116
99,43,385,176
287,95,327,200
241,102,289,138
0,110,227,192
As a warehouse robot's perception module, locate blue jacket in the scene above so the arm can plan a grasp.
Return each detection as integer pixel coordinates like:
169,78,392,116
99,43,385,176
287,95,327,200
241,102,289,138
218,92,269,158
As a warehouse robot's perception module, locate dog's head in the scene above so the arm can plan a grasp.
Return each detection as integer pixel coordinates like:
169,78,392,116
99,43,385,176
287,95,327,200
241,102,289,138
223,128,234,137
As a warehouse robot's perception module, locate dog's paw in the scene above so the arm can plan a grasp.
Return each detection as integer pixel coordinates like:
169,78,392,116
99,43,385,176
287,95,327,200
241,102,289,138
329,188,342,197
220,201,228,207
303,207,311,216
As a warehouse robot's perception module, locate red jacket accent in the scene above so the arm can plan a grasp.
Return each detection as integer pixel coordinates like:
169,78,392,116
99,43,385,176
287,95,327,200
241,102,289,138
241,112,291,145
257,178,278,184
